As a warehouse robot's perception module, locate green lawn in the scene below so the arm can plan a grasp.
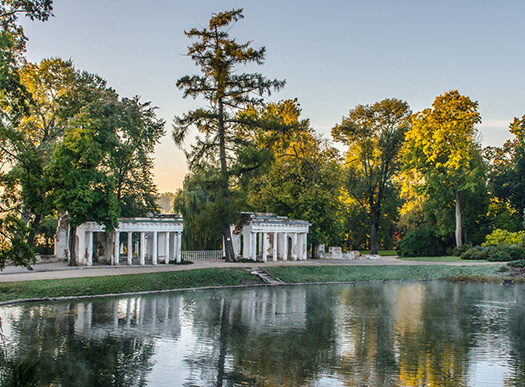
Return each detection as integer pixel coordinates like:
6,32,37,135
265,264,506,283
0,268,262,304
359,250,397,256
0,263,513,305
397,256,486,263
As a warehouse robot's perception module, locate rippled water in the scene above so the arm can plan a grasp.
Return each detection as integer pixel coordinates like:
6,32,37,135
0,282,524,386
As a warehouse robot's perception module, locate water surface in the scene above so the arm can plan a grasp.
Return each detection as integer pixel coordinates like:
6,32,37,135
1,282,524,386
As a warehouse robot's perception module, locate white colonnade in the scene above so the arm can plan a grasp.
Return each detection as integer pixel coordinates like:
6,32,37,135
231,213,311,262
70,216,183,266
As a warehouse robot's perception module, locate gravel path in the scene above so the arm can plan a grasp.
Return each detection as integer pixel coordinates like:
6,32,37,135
0,256,498,283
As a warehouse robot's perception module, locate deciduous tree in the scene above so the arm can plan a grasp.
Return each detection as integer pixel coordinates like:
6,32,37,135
332,98,411,254
403,90,482,247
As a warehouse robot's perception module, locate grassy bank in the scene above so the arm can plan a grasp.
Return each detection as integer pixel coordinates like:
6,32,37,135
0,268,262,304
0,264,514,305
265,264,507,283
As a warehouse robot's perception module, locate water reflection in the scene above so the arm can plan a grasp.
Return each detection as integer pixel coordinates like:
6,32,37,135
0,283,524,386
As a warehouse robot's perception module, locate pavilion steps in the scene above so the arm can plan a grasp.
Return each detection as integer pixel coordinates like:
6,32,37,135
250,267,286,285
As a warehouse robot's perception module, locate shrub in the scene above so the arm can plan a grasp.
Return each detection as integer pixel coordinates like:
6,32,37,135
397,228,446,257
508,259,525,268
486,244,525,262
483,229,525,247
460,246,491,260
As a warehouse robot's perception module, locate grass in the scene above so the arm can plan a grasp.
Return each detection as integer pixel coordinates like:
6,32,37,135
0,263,514,305
0,268,262,303
397,256,487,263
359,250,397,256
265,264,506,283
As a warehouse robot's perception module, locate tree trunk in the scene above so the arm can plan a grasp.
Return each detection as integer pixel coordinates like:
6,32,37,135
311,243,320,259
69,225,78,266
218,98,235,262
370,210,379,255
222,221,235,262
27,213,42,249
454,189,463,247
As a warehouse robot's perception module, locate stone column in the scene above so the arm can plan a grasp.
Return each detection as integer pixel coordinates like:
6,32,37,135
282,232,288,261
176,232,182,263
140,232,146,265
164,232,170,263
152,231,158,265
86,231,93,266
292,233,298,261
302,233,308,260
251,232,257,261
113,232,120,265
272,232,278,262
127,232,133,265
262,232,268,262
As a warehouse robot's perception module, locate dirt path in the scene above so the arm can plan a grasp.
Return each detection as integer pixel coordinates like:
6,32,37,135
0,256,498,283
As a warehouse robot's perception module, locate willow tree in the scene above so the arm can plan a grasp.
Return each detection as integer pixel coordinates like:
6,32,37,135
404,90,482,247
173,9,284,261
332,98,411,254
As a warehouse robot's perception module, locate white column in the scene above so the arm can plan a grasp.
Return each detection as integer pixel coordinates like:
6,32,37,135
76,229,85,265
272,232,278,262
176,232,182,263
113,232,120,265
152,231,158,265
164,232,170,263
292,233,298,261
170,232,175,261
140,232,146,265
302,233,308,260
262,232,268,262
86,231,93,266
283,233,288,261
127,232,133,265
251,232,257,261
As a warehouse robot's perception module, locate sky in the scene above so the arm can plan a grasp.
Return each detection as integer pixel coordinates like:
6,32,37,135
19,0,525,193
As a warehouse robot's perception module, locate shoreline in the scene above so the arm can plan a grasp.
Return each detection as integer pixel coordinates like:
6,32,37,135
0,260,513,306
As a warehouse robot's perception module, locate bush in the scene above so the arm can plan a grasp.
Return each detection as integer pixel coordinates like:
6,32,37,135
483,229,525,247
397,228,446,257
487,244,525,262
508,259,525,268
461,246,490,260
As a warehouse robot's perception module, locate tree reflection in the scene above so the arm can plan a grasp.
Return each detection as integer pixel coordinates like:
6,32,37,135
0,294,182,386
1,283,525,386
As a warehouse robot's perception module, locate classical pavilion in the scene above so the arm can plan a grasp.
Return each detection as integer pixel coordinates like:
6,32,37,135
231,212,311,261
55,215,183,266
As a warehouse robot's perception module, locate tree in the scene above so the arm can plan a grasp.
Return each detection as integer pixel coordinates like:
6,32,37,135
403,90,482,247
488,115,525,227
332,98,411,254
0,0,53,268
173,8,284,262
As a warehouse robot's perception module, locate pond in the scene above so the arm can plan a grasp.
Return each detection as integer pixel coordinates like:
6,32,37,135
0,282,524,386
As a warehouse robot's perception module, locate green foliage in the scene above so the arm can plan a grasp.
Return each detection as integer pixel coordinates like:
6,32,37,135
32,215,57,254
1,360,40,387
482,229,525,247
333,98,411,254
404,90,483,247
461,244,525,262
460,246,490,260
173,8,285,261
489,116,525,218
508,259,525,268
0,215,34,269
397,228,446,257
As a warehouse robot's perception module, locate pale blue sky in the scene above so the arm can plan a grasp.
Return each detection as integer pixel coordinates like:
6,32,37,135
20,0,525,192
